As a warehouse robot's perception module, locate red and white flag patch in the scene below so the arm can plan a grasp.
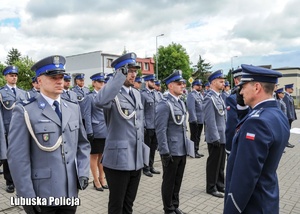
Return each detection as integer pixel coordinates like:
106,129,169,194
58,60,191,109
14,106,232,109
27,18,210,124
246,132,255,140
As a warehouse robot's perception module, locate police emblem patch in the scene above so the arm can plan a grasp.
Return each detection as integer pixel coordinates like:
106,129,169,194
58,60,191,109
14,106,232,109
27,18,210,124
124,109,129,116
43,134,50,142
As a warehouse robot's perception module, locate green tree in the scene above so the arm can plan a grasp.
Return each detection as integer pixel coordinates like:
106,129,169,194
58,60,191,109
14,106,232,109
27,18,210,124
6,47,22,65
0,62,5,87
192,55,212,83
155,42,193,86
13,56,35,90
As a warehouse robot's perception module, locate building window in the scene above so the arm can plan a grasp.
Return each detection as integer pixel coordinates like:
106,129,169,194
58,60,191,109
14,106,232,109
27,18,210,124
144,62,149,70
107,58,113,68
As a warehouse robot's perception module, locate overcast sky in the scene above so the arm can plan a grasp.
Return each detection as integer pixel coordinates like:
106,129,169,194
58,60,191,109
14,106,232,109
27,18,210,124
1,0,299,73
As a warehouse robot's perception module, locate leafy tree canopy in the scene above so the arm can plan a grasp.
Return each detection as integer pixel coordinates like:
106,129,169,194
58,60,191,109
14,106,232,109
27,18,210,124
155,42,193,87
6,47,21,65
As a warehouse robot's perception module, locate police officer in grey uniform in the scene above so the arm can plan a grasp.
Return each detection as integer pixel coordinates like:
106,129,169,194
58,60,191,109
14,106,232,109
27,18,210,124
26,76,40,99
156,70,190,214
0,65,27,193
61,74,78,102
71,73,90,126
221,81,230,102
154,80,164,101
95,53,149,214
283,83,296,148
133,76,142,90
186,79,205,158
7,55,90,214
0,108,7,160
141,74,161,177
203,70,226,198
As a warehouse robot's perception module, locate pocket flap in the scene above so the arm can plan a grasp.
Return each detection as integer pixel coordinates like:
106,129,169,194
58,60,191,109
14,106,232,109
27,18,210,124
68,120,79,131
34,123,56,134
106,140,128,149
32,168,51,179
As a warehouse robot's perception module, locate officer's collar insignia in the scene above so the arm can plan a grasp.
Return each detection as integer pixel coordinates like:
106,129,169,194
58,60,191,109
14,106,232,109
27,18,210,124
43,134,49,142
39,102,46,109
53,56,60,68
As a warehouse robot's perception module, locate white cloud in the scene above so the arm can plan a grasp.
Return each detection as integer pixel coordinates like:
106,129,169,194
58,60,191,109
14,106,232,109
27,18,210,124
0,0,299,72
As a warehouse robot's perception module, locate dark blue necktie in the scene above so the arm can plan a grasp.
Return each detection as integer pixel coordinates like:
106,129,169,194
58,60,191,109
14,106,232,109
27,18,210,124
129,89,136,104
53,101,62,121
11,88,16,96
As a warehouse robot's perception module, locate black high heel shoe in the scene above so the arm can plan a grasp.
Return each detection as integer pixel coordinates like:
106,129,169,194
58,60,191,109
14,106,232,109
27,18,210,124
99,178,109,189
93,181,104,191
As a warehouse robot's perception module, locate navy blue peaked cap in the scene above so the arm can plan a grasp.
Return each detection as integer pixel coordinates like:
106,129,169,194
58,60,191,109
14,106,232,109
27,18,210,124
111,52,137,70
3,65,18,75
163,70,185,85
90,73,105,82
239,64,282,85
208,70,225,83
192,79,203,86
31,55,65,77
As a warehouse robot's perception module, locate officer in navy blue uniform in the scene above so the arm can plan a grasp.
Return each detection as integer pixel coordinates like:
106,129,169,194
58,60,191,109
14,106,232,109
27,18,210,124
282,83,296,148
61,74,78,102
26,76,40,99
225,68,250,155
95,53,149,213
141,74,161,177
7,55,90,214
0,65,27,193
224,64,289,214
204,70,226,198
186,79,204,158
156,70,190,214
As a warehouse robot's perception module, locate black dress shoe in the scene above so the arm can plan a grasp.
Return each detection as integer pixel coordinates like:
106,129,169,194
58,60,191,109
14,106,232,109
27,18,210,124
286,143,295,148
217,187,225,193
143,171,153,177
93,181,104,191
199,153,204,157
6,184,14,193
150,168,160,174
195,153,201,158
175,208,187,214
207,191,224,198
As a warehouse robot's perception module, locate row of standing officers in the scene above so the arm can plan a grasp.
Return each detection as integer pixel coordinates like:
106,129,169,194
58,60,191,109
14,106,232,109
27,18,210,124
0,52,295,214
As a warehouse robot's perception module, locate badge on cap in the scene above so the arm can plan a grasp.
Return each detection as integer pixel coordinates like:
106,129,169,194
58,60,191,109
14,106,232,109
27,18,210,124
43,134,50,142
53,56,60,68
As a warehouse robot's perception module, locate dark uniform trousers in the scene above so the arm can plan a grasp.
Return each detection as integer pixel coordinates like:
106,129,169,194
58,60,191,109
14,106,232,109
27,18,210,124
144,129,158,171
162,156,186,213
3,135,13,185
206,144,226,193
189,123,203,152
104,167,141,214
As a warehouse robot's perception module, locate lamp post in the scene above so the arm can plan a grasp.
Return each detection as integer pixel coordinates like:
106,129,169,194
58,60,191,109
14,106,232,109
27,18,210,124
230,56,238,88
156,34,164,79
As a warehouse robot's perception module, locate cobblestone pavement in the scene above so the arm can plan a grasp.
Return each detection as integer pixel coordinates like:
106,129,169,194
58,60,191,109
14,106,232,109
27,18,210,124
1,111,300,213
